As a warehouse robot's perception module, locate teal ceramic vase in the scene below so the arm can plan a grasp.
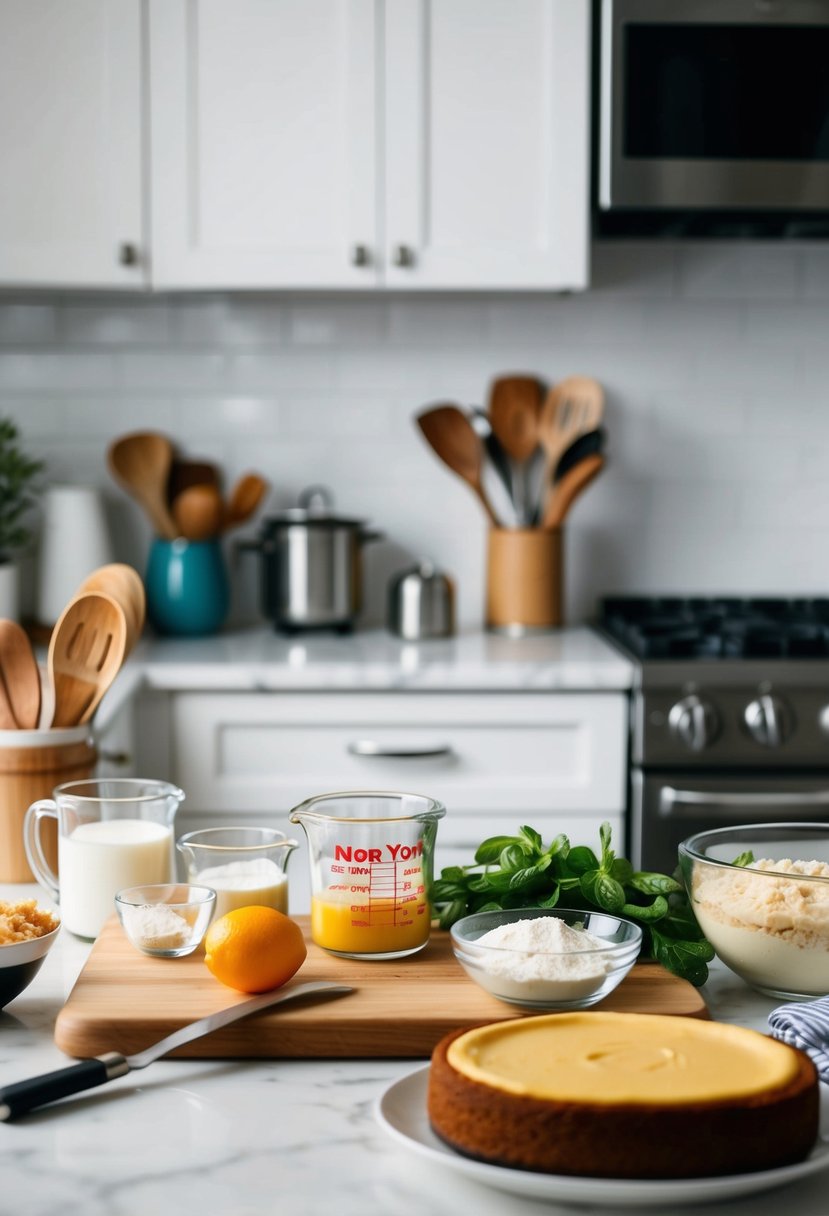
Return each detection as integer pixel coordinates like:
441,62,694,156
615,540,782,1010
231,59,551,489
145,537,230,636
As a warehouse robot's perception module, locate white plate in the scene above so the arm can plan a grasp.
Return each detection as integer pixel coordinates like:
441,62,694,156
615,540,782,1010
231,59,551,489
375,1067,829,1209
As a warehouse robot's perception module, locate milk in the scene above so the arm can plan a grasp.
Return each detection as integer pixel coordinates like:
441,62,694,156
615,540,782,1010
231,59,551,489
58,818,174,939
195,858,288,918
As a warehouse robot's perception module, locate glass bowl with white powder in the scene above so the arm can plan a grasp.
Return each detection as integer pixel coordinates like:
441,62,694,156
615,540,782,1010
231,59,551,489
679,822,829,1000
450,908,642,1009
115,884,217,958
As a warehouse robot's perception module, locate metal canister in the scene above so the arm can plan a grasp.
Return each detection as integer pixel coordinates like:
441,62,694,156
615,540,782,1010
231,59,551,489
387,560,455,640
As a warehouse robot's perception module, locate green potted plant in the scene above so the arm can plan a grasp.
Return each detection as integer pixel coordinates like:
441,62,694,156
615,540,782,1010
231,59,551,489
0,418,44,620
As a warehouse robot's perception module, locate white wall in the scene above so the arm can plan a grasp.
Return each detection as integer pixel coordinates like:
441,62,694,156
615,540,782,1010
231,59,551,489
2,240,828,630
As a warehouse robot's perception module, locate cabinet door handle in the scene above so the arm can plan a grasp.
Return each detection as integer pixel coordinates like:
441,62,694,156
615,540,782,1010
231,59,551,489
119,242,139,267
351,244,371,267
391,244,415,268
348,740,454,759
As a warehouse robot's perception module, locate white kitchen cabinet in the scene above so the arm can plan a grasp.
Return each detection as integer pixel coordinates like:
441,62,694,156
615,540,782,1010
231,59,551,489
149,0,589,291
0,0,146,289
144,689,626,912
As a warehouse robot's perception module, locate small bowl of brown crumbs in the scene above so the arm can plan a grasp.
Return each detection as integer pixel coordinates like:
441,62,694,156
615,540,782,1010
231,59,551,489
0,900,61,1010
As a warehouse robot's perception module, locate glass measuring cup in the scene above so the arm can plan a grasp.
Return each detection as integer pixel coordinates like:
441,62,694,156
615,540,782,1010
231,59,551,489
289,790,446,960
176,827,298,918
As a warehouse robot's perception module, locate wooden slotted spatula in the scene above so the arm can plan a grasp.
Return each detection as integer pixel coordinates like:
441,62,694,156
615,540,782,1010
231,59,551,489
0,620,41,729
537,376,605,519
75,564,146,658
48,592,128,728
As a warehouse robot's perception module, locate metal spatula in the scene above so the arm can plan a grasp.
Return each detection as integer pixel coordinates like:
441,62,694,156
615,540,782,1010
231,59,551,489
0,981,353,1121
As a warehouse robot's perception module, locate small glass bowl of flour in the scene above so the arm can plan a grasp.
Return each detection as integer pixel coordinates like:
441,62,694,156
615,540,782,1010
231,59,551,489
450,908,643,1009
115,884,217,958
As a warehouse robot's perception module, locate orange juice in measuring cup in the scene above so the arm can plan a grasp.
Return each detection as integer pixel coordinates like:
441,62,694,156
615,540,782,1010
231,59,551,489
289,791,446,960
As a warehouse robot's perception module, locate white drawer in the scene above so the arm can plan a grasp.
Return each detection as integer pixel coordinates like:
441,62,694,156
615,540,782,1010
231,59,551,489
170,692,627,838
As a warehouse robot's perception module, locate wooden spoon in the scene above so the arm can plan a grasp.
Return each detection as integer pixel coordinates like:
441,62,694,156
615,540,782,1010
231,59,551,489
167,458,221,505
542,453,605,530
489,375,543,524
538,376,605,520
488,376,541,464
48,592,128,728
172,483,225,542
108,432,177,540
222,473,269,532
76,563,146,657
0,620,41,729
416,404,499,527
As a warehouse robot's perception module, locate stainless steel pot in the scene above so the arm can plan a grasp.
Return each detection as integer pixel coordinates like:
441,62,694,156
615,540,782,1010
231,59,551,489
240,487,382,632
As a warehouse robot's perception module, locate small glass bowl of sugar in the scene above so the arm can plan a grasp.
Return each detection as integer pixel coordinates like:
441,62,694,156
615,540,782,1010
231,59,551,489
115,884,217,958
450,907,642,1010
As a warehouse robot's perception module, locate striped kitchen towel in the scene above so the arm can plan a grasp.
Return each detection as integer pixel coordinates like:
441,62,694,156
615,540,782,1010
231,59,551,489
769,996,829,1083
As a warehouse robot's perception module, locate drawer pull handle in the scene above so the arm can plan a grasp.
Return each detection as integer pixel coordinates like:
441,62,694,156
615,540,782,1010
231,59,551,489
348,741,454,759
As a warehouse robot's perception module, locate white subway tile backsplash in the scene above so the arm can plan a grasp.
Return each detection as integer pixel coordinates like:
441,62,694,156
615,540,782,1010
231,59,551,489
118,352,227,390
0,303,57,344
678,244,799,301
1,252,827,628
0,352,116,391
61,301,169,346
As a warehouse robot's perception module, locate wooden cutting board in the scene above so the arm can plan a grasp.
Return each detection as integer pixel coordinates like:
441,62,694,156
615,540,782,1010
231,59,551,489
55,915,708,1059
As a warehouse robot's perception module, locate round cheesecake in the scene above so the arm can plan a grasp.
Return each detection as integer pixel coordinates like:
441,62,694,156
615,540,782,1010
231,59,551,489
428,1011,819,1179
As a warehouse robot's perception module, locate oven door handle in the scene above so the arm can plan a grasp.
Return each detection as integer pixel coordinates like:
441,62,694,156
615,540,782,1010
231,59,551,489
659,787,829,819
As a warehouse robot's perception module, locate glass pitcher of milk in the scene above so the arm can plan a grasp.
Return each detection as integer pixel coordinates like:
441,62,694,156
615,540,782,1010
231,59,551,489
176,827,298,918
24,778,184,939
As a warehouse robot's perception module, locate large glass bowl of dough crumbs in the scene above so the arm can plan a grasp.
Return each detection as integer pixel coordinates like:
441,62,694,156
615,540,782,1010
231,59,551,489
450,908,642,1009
679,822,829,1000
115,884,217,958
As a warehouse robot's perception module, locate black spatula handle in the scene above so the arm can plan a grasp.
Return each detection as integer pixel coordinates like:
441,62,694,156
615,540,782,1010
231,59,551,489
0,1054,127,1120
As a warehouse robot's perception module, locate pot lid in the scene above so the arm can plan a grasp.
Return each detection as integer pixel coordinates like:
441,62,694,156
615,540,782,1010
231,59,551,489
260,486,368,529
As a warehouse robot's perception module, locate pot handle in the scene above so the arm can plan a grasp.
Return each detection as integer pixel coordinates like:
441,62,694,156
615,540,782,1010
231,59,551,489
360,529,384,545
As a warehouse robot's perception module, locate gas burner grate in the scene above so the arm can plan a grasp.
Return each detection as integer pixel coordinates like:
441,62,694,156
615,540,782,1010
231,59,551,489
600,597,829,660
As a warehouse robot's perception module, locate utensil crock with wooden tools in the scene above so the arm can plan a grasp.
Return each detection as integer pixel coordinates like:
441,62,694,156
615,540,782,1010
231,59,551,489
0,725,96,882
486,528,563,634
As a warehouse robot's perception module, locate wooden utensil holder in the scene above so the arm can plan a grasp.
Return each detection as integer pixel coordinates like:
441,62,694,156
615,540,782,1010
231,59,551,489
0,733,97,882
486,527,563,632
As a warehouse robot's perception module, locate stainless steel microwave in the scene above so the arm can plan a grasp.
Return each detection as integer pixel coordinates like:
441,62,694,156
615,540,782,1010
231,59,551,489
599,0,829,212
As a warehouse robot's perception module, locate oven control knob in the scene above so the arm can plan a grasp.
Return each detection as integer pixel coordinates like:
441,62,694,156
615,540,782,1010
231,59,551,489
668,695,720,752
743,694,794,747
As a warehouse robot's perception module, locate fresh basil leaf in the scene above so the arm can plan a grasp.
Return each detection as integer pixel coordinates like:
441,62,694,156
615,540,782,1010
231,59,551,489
438,865,466,881
731,851,755,868
620,896,669,923
499,843,530,872
437,899,467,930
567,846,599,875
474,835,520,865
578,869,600,903
479,869,522,892
468,874,496,893
518,825,543,853
558,875,582,890
610,858,634,885
431,878,469,901
599,821,614,869
473,899,503,914
543,833,570,860
628,872,683,896
508,861,551,891
593,874,626,914
650,927,714,987
536,886,561,908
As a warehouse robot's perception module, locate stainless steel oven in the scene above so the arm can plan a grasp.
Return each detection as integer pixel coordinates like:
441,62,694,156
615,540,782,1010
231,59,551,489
598,597,829,876
599,0,829,212
633,773,829,876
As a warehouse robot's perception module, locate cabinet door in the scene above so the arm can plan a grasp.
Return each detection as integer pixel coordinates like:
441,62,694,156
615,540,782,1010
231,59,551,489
384,0,589,290
149,0,378,289
0,0,145,288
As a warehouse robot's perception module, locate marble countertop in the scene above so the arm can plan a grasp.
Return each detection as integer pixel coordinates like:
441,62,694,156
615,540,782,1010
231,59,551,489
124,625,634,693
2,884,827,1216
